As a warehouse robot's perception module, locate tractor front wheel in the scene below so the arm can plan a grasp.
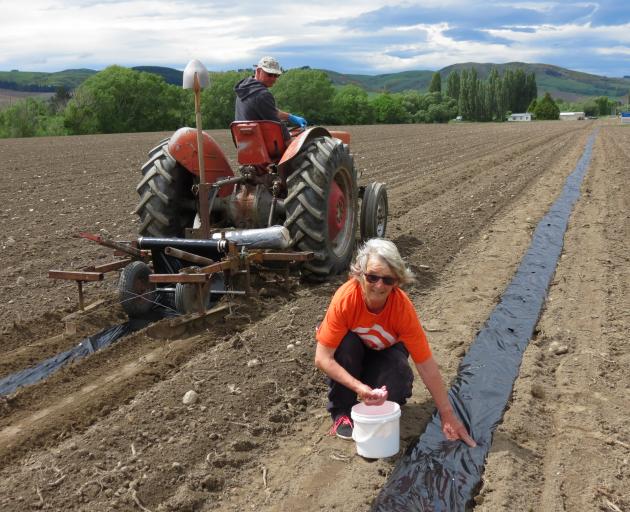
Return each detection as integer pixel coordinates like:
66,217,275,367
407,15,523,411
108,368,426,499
284,137,357,280
360,182,388,241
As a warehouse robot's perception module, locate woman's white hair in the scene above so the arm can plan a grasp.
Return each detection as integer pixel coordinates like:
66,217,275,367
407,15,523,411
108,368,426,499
350,238,415,286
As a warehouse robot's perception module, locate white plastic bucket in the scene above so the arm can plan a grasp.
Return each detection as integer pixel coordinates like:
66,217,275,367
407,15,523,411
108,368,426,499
351,400,401,458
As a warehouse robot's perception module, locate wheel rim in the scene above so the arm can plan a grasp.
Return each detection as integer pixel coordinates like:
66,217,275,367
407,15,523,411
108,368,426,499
327,180,346,241
329,167,354,258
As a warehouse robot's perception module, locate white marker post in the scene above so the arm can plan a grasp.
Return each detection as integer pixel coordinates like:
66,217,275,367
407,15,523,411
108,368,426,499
183,59,211,238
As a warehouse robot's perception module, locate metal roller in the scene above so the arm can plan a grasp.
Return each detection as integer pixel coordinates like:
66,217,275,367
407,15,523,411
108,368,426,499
210,225,291,250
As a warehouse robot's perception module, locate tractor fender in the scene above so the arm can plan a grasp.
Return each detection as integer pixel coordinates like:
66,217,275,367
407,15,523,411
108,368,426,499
168,127,235,189
329,131,351,145
279,126,333,167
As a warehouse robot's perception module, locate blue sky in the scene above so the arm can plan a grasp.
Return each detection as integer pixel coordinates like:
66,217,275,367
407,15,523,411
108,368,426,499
1,0,629,77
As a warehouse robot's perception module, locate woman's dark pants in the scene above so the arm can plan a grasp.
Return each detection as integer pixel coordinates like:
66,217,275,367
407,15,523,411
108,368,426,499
327,331,414,419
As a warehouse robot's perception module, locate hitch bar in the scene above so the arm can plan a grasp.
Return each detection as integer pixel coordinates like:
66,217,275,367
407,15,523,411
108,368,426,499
79,232,143,258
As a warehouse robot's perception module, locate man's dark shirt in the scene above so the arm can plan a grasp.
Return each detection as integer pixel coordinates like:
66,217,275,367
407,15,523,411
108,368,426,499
234,76,289,140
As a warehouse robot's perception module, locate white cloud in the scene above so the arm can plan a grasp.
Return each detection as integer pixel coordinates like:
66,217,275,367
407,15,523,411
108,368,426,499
337,21,542,72
597,45,630,56
493,2,559,13
0,0,406,70
486,21,630,45
0,1,628,75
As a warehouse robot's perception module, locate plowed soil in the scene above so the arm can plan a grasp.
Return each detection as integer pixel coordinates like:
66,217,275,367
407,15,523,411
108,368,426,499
0,120,627,512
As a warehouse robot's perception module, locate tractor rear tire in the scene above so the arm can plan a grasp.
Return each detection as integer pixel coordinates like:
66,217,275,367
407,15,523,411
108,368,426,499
360,182,388,240
134,140,196,237
284,137,357,280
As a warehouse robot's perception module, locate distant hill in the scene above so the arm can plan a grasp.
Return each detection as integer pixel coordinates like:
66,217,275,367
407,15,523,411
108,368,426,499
324,69,435,93
0,66,182,91
131,66,182,85
325,62,630,102
0,69,97,91
1,63,628,102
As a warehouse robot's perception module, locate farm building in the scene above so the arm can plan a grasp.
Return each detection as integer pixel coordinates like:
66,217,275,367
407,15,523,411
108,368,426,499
508,113,532,122
621,112,630,124
560,112,585,121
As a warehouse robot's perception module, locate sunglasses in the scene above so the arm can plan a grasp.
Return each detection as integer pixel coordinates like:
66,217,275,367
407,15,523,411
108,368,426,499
363,273,397,286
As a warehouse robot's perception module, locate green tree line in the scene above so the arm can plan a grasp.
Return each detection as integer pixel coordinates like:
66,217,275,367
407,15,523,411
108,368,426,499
0,65,620,138
446,67,538,121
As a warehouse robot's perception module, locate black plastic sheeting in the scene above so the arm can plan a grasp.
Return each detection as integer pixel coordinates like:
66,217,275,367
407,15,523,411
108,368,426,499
373,130,598,512
0,318,154,397
0,289,178,397
0,245,220,397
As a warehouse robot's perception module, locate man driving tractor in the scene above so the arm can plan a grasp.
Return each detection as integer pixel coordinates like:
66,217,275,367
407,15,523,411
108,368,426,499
234,56,307,140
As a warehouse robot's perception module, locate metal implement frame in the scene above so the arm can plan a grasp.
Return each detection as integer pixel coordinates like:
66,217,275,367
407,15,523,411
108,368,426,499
48,233,313,315
150,246,313,314
49,259,132,311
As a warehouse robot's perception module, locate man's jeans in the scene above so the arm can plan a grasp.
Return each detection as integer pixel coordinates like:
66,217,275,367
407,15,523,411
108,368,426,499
327,331,414,419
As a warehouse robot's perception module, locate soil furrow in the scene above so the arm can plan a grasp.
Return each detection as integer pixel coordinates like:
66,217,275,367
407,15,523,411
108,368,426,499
0,120,626,512
477,124,630,511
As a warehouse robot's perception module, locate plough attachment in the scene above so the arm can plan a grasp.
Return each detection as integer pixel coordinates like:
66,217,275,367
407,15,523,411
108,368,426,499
49,227,313,318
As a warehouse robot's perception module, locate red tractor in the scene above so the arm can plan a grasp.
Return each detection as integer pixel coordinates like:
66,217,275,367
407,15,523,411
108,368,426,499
48,62,388,319
134,120,388,282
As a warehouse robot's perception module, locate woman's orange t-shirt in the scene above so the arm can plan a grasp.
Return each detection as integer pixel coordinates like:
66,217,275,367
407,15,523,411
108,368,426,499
316,279,432,364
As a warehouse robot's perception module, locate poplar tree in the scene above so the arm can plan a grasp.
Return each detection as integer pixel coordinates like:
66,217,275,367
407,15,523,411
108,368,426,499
458,69,472,120
445,71,460,100
470,68,480,119
513,68,528,112
526,72,538,109
429,72,442,93
487,68,500,120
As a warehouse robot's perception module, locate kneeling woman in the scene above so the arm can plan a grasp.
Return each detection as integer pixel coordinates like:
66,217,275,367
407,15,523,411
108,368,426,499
315,238,476,446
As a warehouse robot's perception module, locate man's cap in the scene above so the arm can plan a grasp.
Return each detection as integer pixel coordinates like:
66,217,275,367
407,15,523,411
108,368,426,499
257,56,282,75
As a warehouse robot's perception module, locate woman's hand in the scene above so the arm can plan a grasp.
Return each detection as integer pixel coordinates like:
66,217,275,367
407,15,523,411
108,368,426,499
440,409,477,447
415,356,477,447
314,344,389,407
358,385,388,406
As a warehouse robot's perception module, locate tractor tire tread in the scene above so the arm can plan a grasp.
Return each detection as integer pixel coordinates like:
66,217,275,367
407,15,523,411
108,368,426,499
135,139,196,238
283,136,357,281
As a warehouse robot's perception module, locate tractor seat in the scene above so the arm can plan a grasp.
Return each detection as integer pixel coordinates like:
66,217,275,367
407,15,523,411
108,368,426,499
230,121,287,165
